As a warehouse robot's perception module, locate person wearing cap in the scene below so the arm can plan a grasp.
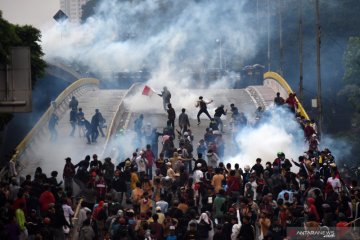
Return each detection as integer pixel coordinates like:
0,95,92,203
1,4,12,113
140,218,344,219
178,108,190,134
154,206,165,224
196,96,213,125
158,86,172,111
214,104,227,132
63,157,75,196
193,153,208,173
193,162,204,184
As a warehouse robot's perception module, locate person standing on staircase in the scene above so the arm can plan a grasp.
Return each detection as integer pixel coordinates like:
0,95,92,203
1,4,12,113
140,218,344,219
69,108,77,137
48,112,59,142
69,96,78,110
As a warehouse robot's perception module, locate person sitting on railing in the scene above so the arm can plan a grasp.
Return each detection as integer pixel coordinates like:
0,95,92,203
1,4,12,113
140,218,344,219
285,93,298,113
274,92,285,106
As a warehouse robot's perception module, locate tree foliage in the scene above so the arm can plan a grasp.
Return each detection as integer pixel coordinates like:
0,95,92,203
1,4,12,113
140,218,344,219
0,11,46,86
0,11,46,129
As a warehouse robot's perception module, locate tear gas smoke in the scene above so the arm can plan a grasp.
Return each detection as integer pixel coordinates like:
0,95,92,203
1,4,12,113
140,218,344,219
42,0,261,88
226,107,306,170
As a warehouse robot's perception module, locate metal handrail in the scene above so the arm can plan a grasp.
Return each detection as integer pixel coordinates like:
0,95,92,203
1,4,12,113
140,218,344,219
10,78,100,164
263,71,310,120
100,83,141,158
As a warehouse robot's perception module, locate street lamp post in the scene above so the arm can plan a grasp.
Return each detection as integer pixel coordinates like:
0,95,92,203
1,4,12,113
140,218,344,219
216,39,223,70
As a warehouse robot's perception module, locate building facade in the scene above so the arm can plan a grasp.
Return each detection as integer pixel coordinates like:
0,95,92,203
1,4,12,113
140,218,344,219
59,0,89,22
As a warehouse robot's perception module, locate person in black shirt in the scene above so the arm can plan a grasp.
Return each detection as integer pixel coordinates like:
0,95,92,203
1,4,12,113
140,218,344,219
196,96,213,125
214,104,227,132
167,103,176,128
251,158,264,178
90,154,102,172
238,216,255,240
69,96,78,110
274,92,285,106
69,108,77,137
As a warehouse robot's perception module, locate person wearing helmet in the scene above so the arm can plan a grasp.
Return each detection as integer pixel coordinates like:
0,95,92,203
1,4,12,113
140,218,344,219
158,86,172,111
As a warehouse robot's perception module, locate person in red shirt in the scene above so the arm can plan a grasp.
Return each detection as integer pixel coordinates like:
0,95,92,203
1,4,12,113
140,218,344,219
38,185,55,215
336,212,350,239
12,191,27,215
285,93,298,113
227,170,240,195
305,197,320,222
144,144,155,179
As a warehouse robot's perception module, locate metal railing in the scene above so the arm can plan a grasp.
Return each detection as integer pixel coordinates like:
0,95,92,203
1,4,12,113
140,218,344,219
263,71,310,120
100,83,141,158
6,78,99,176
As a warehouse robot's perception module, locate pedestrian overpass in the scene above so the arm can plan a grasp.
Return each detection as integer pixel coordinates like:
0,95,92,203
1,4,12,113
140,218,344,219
4,71,309,178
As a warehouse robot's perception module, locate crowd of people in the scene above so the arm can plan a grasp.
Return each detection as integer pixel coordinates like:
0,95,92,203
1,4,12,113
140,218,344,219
1,89,360,240
48,96,107,144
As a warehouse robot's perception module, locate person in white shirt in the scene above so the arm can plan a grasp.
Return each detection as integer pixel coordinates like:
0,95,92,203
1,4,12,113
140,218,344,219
193,163,204,183
77,202,91,228
327,172,342,193
62,200,74,225
135,151,148,182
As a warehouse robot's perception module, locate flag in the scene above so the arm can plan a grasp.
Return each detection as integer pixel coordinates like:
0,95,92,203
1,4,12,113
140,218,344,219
142,85,154,96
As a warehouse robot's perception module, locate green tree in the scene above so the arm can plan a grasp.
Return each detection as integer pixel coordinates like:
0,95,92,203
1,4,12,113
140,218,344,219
0,11,46,130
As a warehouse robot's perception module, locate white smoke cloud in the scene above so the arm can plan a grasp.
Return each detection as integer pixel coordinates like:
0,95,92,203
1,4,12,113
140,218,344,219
42,0,262,88
226,107,306,169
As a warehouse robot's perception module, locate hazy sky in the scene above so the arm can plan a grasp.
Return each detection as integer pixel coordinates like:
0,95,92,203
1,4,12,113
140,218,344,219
0,0,59,29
